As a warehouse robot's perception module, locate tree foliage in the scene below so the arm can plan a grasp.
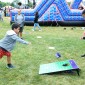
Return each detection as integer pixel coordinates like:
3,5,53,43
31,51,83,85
28,1,33,7
10,0,20,7
0,1,10,7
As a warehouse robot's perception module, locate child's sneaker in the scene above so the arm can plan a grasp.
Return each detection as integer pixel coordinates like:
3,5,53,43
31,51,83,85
32,29,34,31
81,54,85,57
21,38,23,40
39,29,42,31
7,64,15,69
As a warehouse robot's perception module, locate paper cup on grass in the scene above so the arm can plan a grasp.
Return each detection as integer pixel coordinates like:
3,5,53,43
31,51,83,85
48,47,55,50
37,36,42,38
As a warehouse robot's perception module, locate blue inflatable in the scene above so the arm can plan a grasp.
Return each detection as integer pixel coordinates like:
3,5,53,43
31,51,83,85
10,0,85,26
70,0,82,9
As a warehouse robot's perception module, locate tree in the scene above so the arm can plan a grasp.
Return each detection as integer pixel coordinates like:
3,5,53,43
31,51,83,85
13,0,20,4
0,1,10,7
27,0,36,8
33,0,36,8
11,0,20,7
10,2,15,7
27,0,32,8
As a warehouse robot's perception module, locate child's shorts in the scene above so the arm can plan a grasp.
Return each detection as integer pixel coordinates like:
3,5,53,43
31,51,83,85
0,47,11,59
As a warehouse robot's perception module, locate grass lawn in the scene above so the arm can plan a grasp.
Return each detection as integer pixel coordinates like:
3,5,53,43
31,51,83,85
0,17,85,85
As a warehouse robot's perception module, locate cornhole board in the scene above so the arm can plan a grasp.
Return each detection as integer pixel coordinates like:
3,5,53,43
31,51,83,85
39,60,80,76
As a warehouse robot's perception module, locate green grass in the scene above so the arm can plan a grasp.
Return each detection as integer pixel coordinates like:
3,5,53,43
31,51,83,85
0,17,85,85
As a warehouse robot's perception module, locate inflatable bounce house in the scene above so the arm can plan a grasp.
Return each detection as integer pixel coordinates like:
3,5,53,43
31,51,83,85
10,0,85,26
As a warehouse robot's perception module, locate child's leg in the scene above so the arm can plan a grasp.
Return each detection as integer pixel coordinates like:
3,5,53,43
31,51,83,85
1,17,3,21
6,52,14,68
0,16,1,21
5,51,11,64
33,23,37,30
7,56,11,64
37,23,42,30
19,27,23,38
0,48,14,68
7,56,14,68
19,32,22,38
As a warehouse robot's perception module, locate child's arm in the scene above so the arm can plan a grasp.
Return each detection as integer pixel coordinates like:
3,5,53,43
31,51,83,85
11,34,31,45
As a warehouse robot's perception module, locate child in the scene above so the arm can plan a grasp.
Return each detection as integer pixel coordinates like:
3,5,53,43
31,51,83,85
0,9,3,21
0,23,31,68
81,10,85,39
81,9,85,57
32,11,42,31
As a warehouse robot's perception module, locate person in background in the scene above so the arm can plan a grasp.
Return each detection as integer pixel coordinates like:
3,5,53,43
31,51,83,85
4,7,6,17
17,2,25,9
80,0,85,9
0,23,31,68
81,9,85,57
14,9,24,39
81,30,85,39
32,11,42,31
0,8,3,21
81,10,85,39
81,9,85,30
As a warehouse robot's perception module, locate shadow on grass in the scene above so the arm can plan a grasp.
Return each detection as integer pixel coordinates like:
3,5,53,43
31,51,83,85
41,70,81,76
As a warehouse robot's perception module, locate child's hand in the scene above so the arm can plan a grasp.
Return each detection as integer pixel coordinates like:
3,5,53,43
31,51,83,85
29,42,31,45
